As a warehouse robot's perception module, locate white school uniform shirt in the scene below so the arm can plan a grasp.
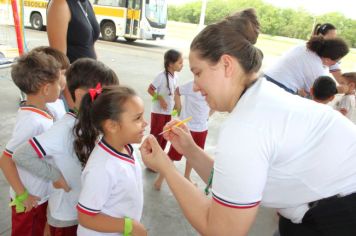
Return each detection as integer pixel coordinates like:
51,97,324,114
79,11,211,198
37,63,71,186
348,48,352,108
329,62,341,73
212,78,356,223
77,139,143,236
334,94,355,120
149,70,177,115
177,81,210,132
29,111,82,221
47,99,66,121
264,44,329,92
4,106,54,205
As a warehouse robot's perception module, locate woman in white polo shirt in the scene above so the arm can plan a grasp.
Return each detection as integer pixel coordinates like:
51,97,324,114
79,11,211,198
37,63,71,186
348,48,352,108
264,35,348,97
140,8,356,236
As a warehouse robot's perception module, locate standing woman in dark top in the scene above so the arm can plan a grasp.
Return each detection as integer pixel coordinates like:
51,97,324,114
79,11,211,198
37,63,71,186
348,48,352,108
47,0,100,108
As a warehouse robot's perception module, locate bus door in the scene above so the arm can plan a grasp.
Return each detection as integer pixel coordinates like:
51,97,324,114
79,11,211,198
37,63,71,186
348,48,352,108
125,0,141,39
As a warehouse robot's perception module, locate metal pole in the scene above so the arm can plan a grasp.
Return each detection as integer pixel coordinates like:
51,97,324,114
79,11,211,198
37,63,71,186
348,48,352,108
198,0,207,31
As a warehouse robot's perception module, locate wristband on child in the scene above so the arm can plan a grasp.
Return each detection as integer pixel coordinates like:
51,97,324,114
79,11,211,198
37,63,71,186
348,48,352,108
152,92,160,101
9,189,29,213
171,109,178,117
124,217,133,236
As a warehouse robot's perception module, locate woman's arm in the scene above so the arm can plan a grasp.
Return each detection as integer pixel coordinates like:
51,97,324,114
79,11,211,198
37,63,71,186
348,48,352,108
140,136,258,235
47,0,70,54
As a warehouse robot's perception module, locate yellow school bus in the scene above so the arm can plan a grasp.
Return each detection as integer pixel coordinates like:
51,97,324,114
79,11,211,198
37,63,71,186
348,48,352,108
92,0,167,42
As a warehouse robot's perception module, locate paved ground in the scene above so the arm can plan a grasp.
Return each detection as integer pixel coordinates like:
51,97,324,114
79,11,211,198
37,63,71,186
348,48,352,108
0,23,279,235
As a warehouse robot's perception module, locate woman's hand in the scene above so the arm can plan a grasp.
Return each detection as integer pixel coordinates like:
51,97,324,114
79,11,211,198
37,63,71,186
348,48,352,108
140,135,173,174
162,120,196,156
132,220,148,236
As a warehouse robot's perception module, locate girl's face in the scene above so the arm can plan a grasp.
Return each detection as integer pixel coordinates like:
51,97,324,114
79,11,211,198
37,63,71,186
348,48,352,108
170,56,183,72
117,96,148,144
189,50,232,112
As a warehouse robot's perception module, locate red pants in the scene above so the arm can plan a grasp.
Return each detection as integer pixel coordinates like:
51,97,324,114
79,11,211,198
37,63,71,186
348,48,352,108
168,130,208,161
11,201,47,236
50,225,78,236
150,112,171,150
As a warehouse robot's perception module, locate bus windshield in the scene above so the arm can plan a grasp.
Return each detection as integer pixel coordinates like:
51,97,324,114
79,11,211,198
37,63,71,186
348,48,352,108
145,0,167,28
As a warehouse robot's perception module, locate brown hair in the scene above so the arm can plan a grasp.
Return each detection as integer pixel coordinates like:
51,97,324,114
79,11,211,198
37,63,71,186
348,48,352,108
342,72,356,83
66,58,119,101
74,86,136,167
307,36,349,60
190,8,263,74
11,50,61,94
32,46,70,70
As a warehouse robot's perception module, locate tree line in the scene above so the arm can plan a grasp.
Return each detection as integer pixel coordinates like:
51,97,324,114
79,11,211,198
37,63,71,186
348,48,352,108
168,0,356,48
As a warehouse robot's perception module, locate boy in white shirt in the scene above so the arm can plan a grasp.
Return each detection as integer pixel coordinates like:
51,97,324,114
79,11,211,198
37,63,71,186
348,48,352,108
0,50,64,236
334,72,356,120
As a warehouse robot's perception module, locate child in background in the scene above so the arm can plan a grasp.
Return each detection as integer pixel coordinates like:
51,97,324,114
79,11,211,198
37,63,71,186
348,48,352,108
335,72,356,120
147,49,183,152
310,75,338,104
76,86,147,235
10,58,119,235
32,46,70,121
0,50,63,236
154,80,211,190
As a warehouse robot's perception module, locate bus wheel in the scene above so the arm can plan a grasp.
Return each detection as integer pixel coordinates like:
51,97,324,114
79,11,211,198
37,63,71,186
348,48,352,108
30,13,43,31
101,22,116,41
124,37,137,43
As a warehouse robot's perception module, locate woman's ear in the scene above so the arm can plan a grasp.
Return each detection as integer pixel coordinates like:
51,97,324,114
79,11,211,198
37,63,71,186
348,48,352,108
220,54,234,77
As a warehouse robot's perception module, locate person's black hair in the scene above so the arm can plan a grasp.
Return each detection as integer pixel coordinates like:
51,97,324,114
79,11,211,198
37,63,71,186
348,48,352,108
164,49,182,95
307,36,349,61
313,23,336,36
75,86,136,167
312,76,337,100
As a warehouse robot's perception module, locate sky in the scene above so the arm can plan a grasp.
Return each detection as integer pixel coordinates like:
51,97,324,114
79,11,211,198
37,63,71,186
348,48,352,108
167,0,356,20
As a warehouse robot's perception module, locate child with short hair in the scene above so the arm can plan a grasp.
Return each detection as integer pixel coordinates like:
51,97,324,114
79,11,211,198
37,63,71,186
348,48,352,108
147,49,183,151
32,46,70,121
310,75,338,104
0,50,63,236
154,80,211,190
334,72,356,120
76,86,147,235
10,58,119,235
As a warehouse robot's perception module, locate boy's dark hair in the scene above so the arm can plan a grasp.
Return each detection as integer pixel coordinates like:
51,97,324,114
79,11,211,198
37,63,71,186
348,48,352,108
66,58,119,101
312,76,337,100
75,86,135,167
71,59,119,167
11,51,61,94
32,46,70,70
342,72,356,83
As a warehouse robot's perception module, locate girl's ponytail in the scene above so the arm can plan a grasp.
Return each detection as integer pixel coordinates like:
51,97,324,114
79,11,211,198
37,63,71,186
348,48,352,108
73,92,99,168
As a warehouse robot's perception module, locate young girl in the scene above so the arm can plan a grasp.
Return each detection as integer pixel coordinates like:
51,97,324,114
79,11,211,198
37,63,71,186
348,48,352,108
147,49,183,150
76,86,147,236
335,72,356,120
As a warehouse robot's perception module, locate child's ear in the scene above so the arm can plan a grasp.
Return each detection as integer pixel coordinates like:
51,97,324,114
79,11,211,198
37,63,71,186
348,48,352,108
102,119,119,135
42,83,51,96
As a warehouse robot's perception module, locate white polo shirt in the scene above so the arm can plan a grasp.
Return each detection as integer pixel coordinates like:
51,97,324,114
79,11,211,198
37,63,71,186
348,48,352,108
177,81,210,132
4,106,54,205
77,140,143,236
150,70,178,115
30,111,82,221
334,94,355,120
47,99,66,121
212,78,356,223
264,44,329,92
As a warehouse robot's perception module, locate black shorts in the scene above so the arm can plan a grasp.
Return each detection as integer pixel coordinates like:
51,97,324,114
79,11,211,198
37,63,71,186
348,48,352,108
279,192,356,236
